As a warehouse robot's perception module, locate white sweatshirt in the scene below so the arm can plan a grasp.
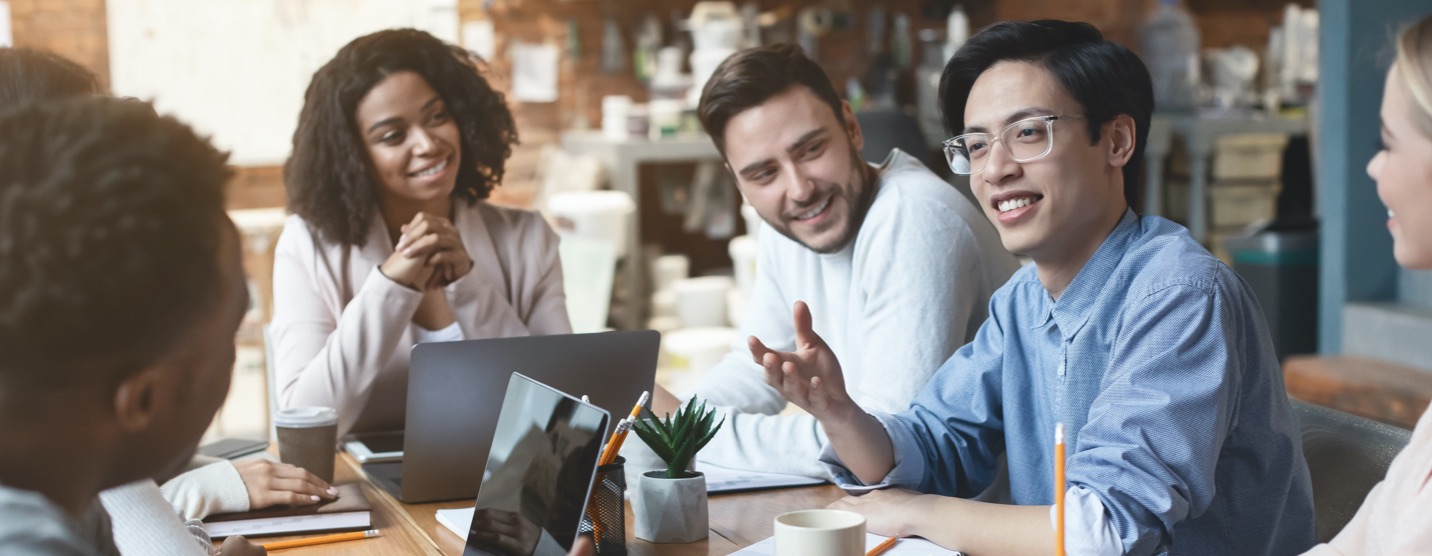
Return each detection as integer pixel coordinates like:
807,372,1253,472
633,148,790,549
690,150,1019,478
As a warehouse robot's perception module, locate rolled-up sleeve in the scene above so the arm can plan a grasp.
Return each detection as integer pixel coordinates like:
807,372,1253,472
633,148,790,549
820,304,1009,497
1068,283,1238,555
818,409,928,491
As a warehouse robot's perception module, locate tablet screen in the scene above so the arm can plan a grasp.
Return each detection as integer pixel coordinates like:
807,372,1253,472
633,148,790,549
463,373,609,556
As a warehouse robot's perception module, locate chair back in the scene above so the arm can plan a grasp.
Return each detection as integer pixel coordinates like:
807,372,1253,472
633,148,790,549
1293,400,1412,542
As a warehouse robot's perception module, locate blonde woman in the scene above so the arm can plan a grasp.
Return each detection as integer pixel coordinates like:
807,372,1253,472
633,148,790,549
1304,13,1432,554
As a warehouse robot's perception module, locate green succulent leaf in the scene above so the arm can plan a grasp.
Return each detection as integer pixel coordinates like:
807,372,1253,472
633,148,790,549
633,396,724,478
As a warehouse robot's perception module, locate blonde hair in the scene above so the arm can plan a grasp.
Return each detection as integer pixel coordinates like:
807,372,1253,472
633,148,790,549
1396,14,1432,137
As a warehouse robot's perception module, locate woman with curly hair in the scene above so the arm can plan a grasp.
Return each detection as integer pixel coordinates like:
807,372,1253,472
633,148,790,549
1302,12,1432,555
270,29,571,438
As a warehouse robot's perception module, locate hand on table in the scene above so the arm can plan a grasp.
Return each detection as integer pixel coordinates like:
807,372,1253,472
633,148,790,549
469,508,541,556
751,301,856,422
827,488,929,539
235,459,337,509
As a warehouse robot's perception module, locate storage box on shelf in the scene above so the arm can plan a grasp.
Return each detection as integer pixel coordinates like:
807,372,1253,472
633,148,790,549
1163,132,1289,261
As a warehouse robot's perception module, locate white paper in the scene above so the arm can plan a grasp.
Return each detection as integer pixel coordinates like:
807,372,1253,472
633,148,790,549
0,1,12,48
437,507,473,539
462,20,496,63
511,41,559,103
701,463,826,493
733,533,962,555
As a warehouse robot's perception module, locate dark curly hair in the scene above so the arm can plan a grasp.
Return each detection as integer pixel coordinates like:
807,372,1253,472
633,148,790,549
0,97,232,387
0,46,101,110
285,28,518,246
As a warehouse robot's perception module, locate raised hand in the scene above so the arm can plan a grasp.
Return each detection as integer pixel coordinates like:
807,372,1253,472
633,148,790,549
750,301,855,422
396,212,472,289
380,212,439,290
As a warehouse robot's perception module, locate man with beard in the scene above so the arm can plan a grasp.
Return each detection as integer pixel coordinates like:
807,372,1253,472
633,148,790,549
649,43,1017,479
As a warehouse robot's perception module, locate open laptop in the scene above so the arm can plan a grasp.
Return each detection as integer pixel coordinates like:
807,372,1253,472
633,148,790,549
364,330,658,503
462,373,609,556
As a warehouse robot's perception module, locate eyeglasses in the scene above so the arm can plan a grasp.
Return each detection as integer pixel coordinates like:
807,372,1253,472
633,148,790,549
942,115,1085,175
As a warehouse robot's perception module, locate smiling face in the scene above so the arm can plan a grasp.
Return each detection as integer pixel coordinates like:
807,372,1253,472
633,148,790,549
722,85,873,254
964,61,1131,264
355,71,461,210
1369,65,1432,269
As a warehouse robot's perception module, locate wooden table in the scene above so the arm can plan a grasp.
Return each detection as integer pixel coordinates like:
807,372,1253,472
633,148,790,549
272,454,845,554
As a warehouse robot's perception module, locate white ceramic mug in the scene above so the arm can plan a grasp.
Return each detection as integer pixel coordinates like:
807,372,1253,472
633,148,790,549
774,509,866,556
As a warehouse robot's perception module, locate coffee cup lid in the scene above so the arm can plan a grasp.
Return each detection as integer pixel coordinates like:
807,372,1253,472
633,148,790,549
273,406,338,427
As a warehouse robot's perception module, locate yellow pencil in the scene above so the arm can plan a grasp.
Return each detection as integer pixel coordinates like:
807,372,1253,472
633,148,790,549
626,391,650,422
598,390,647,466
866,535,899,556
1055,423,1066,556
599,419,633,467
258,529,380,550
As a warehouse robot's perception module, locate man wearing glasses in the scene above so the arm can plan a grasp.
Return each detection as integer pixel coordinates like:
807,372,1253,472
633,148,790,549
755,20,1316,555
648,43,1017,479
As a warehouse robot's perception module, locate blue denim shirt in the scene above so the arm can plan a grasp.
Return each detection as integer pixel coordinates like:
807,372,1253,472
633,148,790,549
822,211,1316,555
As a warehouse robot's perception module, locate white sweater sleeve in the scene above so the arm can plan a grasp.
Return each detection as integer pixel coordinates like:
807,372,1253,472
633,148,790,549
269,221,423,437
158,461,250,521
688,228,832,477
100,481,213,556
692,191,1002,479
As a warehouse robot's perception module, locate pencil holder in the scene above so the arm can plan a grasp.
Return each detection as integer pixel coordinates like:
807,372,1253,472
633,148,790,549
579,456,628,555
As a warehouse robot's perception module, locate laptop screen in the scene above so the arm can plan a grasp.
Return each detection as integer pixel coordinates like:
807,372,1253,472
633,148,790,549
463,373,610,556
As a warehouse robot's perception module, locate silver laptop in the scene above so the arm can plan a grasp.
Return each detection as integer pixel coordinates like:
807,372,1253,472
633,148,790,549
364,330,658,503
463,373,609,556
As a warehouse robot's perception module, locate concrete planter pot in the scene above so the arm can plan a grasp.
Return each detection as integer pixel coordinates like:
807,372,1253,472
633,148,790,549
632,470,709,543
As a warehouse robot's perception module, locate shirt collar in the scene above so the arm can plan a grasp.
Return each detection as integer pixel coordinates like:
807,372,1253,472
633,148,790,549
1041,209,1140,340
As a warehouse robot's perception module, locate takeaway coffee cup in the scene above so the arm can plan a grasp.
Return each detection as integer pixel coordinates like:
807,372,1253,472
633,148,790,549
273,406,338,483
774,509,866,556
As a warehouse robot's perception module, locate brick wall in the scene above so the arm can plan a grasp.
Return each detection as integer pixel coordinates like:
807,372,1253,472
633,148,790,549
7,0,109,87
9,0,1311,210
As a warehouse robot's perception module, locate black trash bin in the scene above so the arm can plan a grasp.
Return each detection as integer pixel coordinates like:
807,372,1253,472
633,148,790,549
1224,225,1319,361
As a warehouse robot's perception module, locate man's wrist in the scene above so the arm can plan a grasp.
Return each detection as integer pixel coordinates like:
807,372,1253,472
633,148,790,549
820,400,868,434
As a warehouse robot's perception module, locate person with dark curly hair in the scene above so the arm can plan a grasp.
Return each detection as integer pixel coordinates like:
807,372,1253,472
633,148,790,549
1,46,339,552
0,97,256,555
271,29,571,438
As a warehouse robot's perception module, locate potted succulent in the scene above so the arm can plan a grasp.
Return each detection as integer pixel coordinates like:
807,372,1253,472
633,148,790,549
629,397,724,543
